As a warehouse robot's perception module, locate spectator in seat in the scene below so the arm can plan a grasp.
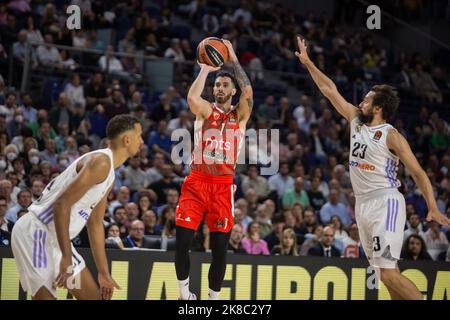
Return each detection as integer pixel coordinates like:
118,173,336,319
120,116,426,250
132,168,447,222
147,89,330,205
106,223,124,249
308,226,340,257
112,205,128,238
320,188,351,227
124,156,146,194
36,34,62,69
234,205,252,233
282,177,310,210
142,210,160,236
297,208,318,237
0,196,13,246
84,72,108,111
424,220,449,260
264,214,285,250
241,165,270,201
401,234,432,261
403,213,426,241
137,193,152,217
342,223,363,258
64,73,86,111
228,223,246,253
271,228,299,256
268,161,294,199
5,188,32,223
307,176,326,213
122,220,148,249
241,222,270,255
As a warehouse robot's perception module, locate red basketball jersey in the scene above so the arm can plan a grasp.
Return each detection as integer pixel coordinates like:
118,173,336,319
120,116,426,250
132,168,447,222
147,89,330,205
190,103,244,176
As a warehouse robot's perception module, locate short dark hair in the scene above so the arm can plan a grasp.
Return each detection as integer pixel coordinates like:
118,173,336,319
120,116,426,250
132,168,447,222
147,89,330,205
106,115,140,140
5,92,16,99
215,71,236,87
370,85,399,121
272,214,285,224
18,188,32,198
113,205,126,216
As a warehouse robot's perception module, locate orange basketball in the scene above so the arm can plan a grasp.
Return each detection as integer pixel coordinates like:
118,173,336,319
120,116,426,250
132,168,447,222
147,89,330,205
196,37,229,67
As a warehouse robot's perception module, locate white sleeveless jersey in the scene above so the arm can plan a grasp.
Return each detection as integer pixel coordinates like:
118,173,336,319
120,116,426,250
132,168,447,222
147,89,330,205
349,118,401,196
28,148,115,239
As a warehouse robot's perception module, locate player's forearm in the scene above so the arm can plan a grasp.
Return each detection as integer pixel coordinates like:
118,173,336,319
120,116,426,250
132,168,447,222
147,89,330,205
87,221,110,275
411,169,439,211
188,68,209,101
230,56,251,92
53,202,73,258
303,60,337,97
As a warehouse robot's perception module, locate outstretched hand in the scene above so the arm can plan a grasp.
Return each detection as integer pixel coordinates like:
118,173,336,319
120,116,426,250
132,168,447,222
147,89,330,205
426,208,450,228
294,36,311,65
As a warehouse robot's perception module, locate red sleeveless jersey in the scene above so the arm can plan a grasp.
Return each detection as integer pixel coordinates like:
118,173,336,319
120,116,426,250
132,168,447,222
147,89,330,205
190,103,244,176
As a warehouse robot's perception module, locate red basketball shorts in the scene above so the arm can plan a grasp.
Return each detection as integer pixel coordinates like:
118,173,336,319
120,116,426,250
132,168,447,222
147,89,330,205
175,170,235,233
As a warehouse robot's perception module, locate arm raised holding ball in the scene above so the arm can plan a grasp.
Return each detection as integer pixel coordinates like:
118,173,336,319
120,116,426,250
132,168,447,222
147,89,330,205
222,40,253,125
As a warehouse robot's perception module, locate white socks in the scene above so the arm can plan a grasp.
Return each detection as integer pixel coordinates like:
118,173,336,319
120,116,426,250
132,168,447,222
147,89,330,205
179,277,190,300
179,278,220,300
208,288,220,300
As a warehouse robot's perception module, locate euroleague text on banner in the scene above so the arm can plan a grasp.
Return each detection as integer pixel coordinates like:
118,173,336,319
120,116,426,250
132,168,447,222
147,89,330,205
171,128,280,175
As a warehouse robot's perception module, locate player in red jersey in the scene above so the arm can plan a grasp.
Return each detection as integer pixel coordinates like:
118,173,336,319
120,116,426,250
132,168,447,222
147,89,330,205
175,40,253,300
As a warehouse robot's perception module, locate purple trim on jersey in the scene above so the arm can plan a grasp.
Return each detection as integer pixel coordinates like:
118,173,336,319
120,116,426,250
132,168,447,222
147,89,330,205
41,212,54,225
385,160,394,187
387,159,398,187
42,231,47,268
33,230,37,268
392,199,399,232
390,159,396,186
386,198,391,231
37,204,53,219
38,230,42,268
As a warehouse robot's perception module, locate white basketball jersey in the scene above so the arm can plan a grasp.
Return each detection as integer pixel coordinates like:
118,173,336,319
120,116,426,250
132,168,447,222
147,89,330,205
28,148,116,239
349,118,401,196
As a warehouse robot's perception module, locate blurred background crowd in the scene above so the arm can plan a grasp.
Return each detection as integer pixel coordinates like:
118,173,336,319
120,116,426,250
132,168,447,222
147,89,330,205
0,0,449,262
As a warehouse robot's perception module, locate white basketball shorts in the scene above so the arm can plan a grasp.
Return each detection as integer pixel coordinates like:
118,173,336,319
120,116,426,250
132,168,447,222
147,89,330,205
11,213,86,298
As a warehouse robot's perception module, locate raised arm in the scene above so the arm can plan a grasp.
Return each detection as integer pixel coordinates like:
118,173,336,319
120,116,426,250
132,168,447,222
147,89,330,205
295,36,358,122
223,40,253,123
54,154,111,289
187,63,220,119
387,129,450,227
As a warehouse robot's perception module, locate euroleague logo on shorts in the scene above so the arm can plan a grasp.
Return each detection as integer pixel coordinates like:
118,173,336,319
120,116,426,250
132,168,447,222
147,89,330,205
349,160,376,171
216,218,228,229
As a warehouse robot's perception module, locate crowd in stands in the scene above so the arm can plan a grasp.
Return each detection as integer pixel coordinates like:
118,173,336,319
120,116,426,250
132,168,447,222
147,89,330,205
0,1,449,262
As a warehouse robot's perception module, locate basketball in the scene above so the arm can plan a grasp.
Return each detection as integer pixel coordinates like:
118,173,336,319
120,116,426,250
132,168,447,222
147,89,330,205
196,37,229,67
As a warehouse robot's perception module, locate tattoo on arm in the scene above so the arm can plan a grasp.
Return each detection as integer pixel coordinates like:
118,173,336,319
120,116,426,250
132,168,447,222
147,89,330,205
246,97,253,109
232,60,252,110
232,60,251,90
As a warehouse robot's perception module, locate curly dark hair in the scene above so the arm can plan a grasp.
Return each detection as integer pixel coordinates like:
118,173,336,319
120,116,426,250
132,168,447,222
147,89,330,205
371,85,400,121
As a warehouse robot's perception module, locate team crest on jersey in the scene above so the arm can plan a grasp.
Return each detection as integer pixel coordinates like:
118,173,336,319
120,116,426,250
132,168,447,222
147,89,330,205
213,112,220,120
355,125,361,133
373,130,382,141
229,113,236,124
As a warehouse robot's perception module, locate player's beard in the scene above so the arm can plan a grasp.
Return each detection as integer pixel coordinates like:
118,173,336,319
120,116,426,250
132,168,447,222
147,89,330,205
215,92,232,104
357,108,374,124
